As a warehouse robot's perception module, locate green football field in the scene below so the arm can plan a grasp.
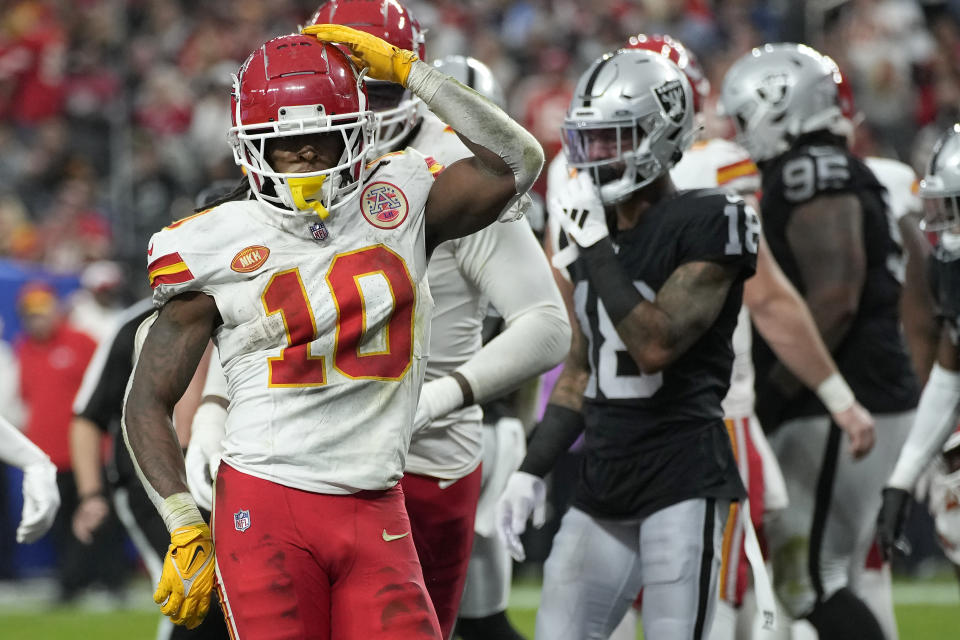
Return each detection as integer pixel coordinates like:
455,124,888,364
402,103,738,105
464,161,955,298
0,579,956,639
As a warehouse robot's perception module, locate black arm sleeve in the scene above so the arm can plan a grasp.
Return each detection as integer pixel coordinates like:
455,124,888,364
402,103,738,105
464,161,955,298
519,404,585,478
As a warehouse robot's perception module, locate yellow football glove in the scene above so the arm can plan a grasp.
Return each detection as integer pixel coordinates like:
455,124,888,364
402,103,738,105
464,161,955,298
302,24,419,86
155,523,216,629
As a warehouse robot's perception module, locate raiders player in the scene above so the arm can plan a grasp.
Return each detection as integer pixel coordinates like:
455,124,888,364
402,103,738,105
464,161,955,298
722,43,919,640
498,49,756,639
879,124,960,571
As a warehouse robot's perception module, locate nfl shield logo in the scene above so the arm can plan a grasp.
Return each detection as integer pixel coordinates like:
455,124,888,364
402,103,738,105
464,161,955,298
309,221,329,241
234,509,251,532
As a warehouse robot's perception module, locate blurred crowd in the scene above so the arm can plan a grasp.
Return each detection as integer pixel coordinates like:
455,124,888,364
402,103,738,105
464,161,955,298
0,0,958,286
2,0,960,590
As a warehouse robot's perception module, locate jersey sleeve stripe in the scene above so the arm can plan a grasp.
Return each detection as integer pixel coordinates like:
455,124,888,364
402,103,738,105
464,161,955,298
149,268,195,289
717,158,759,185
148,252,187,272
365,150,405,169
148,252,194,287
424,156,445,178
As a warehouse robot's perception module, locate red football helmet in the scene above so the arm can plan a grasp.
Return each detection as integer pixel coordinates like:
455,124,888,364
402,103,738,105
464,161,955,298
229,34,375,218
624,34,710,114
309,0,426,153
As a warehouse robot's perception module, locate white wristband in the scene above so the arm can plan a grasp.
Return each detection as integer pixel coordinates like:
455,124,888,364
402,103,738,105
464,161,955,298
816,372,856,414
160,492,205,533
420,375,465,423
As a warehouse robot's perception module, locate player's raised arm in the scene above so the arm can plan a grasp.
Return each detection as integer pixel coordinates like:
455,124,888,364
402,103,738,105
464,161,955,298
303,24,544,249
121,293,219,629
0,414,59,544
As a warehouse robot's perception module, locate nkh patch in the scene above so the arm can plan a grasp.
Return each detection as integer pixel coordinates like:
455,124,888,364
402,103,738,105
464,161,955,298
234,509,251,532
360,181,409,229
230,245,270,273
654,79,686,124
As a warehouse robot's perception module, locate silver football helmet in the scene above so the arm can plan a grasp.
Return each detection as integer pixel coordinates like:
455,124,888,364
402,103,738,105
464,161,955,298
561,49,697,204
720,43,845,162
920,124,960,250
432,55,505,108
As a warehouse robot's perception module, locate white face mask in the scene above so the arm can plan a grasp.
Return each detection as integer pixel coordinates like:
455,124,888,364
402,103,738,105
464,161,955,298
941,231,960,256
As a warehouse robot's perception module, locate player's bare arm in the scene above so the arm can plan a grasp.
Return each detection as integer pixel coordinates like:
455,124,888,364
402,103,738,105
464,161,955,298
613,260,739,374
899,212,939,385
785,193,866,350
746,236,875,456
124,292,220,501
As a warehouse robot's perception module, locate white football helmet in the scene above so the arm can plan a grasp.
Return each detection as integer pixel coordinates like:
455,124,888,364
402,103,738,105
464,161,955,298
561,49,697,204
720,43,846,162
919,124,960,250
431,55,505,108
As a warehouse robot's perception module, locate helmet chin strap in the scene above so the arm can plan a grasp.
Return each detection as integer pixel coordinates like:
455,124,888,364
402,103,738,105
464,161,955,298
280,175,338,219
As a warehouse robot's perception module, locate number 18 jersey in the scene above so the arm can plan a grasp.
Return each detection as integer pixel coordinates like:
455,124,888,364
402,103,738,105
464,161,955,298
147,150,438,494
567,188,757,519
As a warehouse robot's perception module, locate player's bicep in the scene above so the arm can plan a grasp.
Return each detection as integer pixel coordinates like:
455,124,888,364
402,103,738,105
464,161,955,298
656,260,739,347
425,156,516,250
938,330,960,372
129,293,221,413
785,193,866,299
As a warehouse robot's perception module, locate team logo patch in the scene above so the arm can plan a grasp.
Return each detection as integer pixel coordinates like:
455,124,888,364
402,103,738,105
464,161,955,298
230,246,270,273
756,72,790,107
360,181,409,230
654,79,686,124
234,509,251,532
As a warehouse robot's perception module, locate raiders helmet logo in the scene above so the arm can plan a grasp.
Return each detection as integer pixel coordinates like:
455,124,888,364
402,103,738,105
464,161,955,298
756,72,790,107
654,80,686,124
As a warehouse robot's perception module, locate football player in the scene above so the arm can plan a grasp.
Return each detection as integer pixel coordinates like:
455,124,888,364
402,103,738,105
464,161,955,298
879,123,960,579
0,414,58,544
305,7,568,637
122,27,543,640
546,34,874,640
915,429,960,589
722,43,919,640
498,48,757,639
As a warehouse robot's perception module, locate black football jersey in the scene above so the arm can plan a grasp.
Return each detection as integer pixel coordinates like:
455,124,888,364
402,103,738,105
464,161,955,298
567,188,756,520
755,134,919,428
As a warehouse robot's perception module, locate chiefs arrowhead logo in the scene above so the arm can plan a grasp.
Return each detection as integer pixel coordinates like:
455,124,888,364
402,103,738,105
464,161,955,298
147,243,154,257
231,245,270,273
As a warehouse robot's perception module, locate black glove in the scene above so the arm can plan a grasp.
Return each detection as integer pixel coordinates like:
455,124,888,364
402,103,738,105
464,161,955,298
877,486,912,561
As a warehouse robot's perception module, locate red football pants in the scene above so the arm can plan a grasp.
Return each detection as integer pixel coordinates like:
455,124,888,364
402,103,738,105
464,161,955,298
213,463,441,640
401,466,482,640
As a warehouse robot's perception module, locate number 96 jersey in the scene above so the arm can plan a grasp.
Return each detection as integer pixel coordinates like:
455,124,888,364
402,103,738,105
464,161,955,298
567,188,758,519
146,150,438,494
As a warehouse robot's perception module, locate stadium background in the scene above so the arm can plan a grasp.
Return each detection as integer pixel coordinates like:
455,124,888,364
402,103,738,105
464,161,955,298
0,0,959,637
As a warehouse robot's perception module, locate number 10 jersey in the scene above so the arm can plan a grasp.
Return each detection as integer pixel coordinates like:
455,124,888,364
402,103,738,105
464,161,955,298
146,151,438,494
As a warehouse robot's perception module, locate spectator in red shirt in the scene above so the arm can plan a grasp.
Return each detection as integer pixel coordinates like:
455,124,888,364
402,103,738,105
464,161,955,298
14,281,127,602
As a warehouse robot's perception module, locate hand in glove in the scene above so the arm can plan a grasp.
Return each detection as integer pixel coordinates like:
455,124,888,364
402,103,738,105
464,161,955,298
303,24,418,86
17,461,59,543
877,486,912,560
496,471,546,562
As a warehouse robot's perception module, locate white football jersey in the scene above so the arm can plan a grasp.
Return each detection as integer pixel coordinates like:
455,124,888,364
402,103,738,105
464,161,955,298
673,139,760,418
402,113,488,478
147,150,438,494
864,156,921,222
546,140,760,417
